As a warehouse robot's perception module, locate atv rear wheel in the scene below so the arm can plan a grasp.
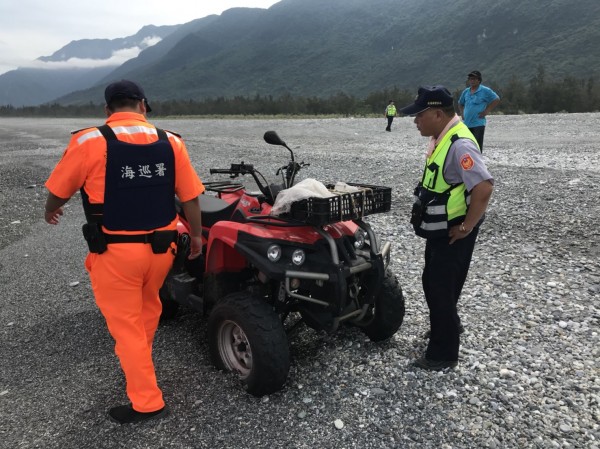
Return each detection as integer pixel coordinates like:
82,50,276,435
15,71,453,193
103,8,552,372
208,291,290,396
352,269,405,341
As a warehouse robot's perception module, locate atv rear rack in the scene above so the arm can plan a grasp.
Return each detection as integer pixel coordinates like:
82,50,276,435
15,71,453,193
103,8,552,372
204,180,245,194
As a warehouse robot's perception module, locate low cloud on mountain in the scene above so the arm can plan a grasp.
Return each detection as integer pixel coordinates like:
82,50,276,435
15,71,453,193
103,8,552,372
23,36,163,71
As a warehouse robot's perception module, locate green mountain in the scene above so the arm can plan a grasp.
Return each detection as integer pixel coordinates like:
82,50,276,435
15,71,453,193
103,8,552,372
58,0,600,104
0,25,178,106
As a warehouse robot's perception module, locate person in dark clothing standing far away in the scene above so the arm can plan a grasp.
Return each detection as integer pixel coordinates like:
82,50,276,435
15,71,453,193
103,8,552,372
44,79,205,424
384,100,397,131
458,70,500,152
399,85,494,371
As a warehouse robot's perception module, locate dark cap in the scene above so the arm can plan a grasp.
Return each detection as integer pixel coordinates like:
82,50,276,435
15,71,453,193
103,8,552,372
104,79,152,112
467,70,482,80
398,85,454,116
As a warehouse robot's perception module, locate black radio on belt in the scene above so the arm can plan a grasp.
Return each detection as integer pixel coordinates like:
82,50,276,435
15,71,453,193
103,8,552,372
82,222,108,254
410,186,426,227
149,231,178,254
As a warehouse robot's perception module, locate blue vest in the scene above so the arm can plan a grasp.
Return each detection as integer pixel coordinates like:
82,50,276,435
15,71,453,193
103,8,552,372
82,125,176,231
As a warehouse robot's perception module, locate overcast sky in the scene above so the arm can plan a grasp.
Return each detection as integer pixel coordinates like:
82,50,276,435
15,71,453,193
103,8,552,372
0,0,280,75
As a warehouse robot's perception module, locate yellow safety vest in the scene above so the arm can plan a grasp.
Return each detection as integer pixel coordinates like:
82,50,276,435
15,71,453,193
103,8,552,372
386,105,397,116
413,122,479,238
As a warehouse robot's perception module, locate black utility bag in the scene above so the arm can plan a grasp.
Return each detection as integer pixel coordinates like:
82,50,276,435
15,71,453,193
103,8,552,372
82,222,108,254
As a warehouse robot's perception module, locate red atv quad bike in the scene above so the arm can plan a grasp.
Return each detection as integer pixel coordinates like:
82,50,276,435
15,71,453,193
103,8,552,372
160,131,405,396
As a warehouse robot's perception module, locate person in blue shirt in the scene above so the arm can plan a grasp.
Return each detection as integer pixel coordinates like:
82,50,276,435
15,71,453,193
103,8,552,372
458,71,500,152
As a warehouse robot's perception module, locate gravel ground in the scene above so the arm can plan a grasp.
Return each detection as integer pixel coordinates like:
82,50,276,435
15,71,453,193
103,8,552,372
0,114,598,449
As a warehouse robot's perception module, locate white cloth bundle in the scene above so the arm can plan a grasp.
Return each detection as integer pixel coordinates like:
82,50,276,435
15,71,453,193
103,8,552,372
271,178,335,215
331,182,360,193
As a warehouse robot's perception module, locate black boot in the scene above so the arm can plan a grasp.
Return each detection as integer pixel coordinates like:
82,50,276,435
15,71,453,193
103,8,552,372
412,357,458,371
109,404,167,424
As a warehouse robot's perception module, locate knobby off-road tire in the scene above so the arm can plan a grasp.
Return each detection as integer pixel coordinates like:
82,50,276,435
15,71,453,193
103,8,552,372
352,269,405,342
208,291,290,396
159,283,180,320
203,272,242,315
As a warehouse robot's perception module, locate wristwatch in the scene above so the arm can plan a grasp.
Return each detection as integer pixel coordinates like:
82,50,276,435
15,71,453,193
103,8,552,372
459,223,471,233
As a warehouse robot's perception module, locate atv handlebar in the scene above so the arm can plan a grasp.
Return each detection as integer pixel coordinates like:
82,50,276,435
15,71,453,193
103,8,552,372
209,162,255,176
209,133,308,204
210,161,273,201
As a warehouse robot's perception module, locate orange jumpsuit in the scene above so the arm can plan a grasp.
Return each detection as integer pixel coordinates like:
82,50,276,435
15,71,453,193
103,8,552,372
46,112,204,412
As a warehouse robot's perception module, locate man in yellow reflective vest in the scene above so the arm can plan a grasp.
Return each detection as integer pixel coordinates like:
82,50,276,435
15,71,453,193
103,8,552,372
384,100,397,132
399,85,494,370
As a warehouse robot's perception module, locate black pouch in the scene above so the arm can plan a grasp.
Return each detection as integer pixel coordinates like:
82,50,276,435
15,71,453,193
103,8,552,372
410,198,425,227
410,185,426,228
82,222,107,254
150,230,178,254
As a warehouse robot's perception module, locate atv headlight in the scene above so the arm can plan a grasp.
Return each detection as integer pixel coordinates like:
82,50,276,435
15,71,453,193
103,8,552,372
291,249,306,266
267,244,282,262
354,229,366,249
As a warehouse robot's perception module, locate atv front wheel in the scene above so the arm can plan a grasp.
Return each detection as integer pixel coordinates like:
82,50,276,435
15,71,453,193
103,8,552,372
208,292,290,396
159,283,180,320
352,269,405,341
203,272,243,315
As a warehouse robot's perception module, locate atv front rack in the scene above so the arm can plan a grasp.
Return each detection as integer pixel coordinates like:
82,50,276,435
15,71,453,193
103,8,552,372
287,184,391,226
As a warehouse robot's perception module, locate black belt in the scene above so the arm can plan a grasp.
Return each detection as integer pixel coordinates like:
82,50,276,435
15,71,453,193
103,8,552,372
104,231,177,244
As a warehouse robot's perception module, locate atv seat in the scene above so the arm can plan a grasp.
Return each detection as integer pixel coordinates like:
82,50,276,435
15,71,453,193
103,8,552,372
199,195,241,227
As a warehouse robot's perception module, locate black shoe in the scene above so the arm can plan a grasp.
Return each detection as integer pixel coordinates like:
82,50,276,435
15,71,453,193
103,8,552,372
108,404,167,425
412,357,458,371
422,324,465,339
385,128,391,132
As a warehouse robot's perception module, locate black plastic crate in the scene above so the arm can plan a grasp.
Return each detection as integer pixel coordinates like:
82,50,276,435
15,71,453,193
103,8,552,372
288,184,391,226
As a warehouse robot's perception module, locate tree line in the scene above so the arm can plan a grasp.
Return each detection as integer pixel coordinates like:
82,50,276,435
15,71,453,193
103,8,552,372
1,69,598,118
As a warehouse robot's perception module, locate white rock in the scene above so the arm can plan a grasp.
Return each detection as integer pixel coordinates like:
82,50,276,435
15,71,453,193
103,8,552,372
334,419,344,429
559,424,571,433
69,281,80,287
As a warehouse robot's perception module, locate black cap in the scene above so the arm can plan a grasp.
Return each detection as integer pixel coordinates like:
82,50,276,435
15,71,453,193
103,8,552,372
398,85,454,116
104,79,152,112
467,70,482,80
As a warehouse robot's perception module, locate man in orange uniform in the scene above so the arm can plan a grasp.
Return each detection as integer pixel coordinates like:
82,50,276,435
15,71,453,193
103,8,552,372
44,80,204,424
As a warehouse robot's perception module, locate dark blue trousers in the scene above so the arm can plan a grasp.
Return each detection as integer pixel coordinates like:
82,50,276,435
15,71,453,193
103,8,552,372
468,126,485,152
422,228,479,361
386,116,394,131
